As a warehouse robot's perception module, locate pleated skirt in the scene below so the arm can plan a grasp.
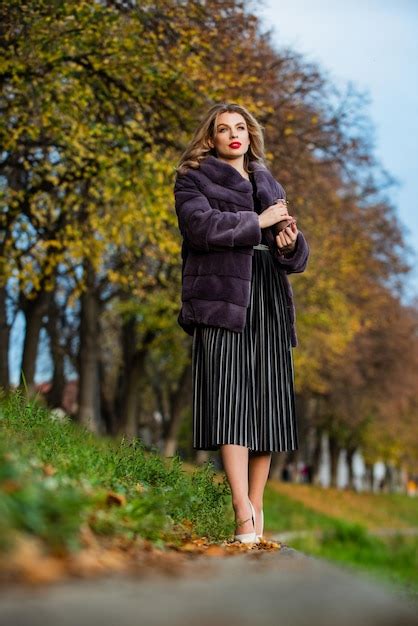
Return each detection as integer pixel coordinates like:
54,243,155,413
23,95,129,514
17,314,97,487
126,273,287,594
191,246,298,452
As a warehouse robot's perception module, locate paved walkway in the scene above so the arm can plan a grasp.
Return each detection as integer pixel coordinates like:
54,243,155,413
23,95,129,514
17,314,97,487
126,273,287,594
0,545,417,626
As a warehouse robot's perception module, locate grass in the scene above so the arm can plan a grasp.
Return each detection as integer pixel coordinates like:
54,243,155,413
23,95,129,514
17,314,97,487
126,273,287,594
263,484,338,532
268,480,418,529
0,388,235,555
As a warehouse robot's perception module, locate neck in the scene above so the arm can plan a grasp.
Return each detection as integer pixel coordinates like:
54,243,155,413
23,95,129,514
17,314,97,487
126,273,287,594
216,154,248,179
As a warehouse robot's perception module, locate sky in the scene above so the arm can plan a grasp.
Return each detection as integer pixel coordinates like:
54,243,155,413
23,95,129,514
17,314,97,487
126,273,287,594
256,0,418,302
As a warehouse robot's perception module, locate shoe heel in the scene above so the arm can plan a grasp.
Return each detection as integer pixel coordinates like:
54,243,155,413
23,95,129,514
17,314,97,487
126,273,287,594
248,500,261,544
256,509,264,541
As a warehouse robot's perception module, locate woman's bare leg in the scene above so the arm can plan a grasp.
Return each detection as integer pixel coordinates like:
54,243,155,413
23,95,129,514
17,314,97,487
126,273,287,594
220,444,255,535
248,451,272,536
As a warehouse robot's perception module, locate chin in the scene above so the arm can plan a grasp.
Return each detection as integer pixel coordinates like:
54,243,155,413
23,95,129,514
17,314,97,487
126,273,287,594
223,150,245,157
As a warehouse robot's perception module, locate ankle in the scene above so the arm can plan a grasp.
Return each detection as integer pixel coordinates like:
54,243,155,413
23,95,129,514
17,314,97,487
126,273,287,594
233,500,255,535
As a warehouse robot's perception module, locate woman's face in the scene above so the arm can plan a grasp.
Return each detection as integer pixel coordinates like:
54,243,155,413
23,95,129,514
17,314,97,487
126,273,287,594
208,111,251,160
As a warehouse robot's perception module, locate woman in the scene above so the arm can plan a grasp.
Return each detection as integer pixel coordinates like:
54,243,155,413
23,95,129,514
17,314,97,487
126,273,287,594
174,103,309,545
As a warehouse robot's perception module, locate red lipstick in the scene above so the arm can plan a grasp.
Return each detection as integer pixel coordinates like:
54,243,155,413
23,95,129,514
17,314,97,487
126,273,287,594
229,142,241,148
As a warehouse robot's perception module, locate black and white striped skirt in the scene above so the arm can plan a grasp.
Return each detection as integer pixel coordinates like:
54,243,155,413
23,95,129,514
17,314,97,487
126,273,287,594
191,244,298,452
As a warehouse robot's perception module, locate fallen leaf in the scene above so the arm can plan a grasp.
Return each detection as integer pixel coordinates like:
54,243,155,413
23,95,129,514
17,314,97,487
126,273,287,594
0,479,21,494
204,544,225,556
105,491,126,507
42,464,56,476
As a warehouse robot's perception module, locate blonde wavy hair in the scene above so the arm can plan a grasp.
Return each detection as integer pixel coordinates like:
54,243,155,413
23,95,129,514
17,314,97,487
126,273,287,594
175,102,267,176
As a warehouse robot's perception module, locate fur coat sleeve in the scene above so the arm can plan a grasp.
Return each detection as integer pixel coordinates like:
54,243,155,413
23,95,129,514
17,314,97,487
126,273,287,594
268,180,310,275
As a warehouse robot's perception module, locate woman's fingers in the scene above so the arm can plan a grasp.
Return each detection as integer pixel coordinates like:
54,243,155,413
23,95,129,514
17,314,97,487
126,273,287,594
276,224,298,250
277,236,292,249
282,226,297,243
287,224,298,238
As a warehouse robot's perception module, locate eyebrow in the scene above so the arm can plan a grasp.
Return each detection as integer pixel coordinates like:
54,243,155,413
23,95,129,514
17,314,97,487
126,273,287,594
217,122,246,128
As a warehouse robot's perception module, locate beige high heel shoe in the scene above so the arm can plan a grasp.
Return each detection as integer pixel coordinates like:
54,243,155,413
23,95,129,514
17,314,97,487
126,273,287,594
234,499,257,544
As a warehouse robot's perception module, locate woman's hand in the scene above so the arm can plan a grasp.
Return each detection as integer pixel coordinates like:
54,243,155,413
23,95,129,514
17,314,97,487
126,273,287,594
258,199,293,229
275,221,298,254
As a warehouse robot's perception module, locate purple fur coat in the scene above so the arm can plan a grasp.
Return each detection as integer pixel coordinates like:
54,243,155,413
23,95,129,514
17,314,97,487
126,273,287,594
174,154,309,347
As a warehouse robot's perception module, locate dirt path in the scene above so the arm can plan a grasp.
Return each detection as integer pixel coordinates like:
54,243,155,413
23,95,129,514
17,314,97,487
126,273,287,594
0,545,417,626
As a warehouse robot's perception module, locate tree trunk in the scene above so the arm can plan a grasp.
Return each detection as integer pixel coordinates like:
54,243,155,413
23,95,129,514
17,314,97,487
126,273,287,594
295,393,317,463
195,450,210,466
328,433,340,488
364,462,374,492
163,362,192,457
269,451,288,480
346,445,357,490
114,323,156,436
20,289,52,393
383,463,397,493
287,448,300,482
45,296,66,409
99,357,116,435
0,285,10,390
311,429,322,485
77,263,101,432
120,348,146,437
